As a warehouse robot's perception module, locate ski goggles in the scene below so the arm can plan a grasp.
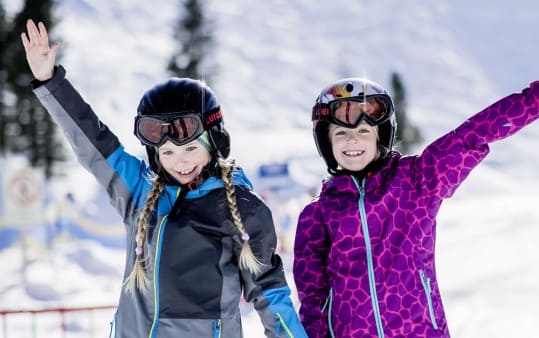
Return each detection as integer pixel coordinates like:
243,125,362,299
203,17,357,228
312,95,392,128
134,113,205,147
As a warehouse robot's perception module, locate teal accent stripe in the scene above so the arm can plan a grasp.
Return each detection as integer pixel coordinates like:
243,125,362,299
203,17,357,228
321,294,330,313
148,215,169,338
419,269,439,329
352,177,384,338
328,288,335,338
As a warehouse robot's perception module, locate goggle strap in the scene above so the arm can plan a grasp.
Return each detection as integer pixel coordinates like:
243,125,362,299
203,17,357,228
204,108,223,129
312,104,330,121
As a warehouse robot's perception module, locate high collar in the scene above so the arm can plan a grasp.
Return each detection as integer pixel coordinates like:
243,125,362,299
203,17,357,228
320,153,400,196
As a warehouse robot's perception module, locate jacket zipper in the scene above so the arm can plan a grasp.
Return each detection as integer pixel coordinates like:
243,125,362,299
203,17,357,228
213,319,222,338
109,311,117,338
321,288,336,338
148,215,169,338
352,176,384,338
275,313,293,337
419,269,439,329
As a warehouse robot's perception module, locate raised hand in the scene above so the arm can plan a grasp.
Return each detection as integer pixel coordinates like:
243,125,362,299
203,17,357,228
20,19,59,81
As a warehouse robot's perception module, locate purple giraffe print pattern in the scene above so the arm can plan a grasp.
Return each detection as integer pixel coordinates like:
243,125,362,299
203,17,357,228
294,82,539,338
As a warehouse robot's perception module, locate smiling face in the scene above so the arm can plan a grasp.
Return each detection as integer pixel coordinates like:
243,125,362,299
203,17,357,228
329,121,379,172
158,140,212,185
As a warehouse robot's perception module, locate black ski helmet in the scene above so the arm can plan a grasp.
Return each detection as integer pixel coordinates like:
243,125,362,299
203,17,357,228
311,78,397,175
135,78,230,176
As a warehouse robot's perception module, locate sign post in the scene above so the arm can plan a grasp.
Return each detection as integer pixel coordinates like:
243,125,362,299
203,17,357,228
3,159,45,282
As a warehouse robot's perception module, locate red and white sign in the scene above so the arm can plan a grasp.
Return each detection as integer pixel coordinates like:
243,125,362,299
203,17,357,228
4,165,44,226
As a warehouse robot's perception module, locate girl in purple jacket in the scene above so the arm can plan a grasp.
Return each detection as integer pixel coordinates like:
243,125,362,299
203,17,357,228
293,78,539,337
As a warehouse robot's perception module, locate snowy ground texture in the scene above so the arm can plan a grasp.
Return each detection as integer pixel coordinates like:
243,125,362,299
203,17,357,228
1,0,539,337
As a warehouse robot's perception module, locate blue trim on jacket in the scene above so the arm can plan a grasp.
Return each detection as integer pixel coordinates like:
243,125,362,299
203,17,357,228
186,167,254,199
263,286,308,338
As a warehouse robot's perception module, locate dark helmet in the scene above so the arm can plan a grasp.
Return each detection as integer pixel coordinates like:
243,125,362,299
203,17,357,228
135,78,230,176
312,78,397,175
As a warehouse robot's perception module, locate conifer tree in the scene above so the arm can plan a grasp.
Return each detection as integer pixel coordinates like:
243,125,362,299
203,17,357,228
1,0,65,178
390,72,423,154
0,3,9,154
167,0,216,86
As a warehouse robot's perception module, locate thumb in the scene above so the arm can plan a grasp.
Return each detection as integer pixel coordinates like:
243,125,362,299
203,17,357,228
50,42,60,60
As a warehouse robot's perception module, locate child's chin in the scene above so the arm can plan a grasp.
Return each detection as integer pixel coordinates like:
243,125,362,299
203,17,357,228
342,164,368,171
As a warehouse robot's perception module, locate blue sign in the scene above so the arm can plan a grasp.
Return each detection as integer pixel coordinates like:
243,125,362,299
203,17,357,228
258,163,289,178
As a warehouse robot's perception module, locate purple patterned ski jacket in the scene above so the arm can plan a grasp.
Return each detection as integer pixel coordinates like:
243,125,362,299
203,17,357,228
294,82,539,337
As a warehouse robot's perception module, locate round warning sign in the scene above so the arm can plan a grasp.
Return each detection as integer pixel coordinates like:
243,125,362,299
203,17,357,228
4,166,44,225
7,170,42,206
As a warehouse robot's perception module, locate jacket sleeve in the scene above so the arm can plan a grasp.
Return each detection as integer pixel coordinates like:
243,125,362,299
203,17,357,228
415,81,539,200
32,65,151,223
238,191,308,338
293,201,330,338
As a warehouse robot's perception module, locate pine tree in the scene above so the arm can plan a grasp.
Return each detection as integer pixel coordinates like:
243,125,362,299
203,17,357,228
167,0,216,86
0,3,9,154
390,72,422,154
1,0,65,178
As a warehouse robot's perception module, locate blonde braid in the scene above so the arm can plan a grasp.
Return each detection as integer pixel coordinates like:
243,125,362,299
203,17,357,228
218,157,263,275
124,175,165,293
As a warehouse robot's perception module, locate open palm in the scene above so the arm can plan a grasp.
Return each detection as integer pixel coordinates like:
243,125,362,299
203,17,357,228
20,19,59,81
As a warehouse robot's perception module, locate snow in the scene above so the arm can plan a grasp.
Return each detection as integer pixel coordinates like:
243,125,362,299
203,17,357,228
1,0,539,337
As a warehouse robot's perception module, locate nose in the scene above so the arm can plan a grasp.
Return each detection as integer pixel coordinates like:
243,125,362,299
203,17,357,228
172,153,188,166
346,132,359,143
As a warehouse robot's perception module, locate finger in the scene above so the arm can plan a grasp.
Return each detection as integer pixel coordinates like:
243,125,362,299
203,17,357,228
37,21,49,45
26,19,40,43
50,42,60,59
21,32,30,51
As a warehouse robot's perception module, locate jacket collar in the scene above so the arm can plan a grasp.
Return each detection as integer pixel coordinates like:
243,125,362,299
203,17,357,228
185,166,253,199
320,153,400,196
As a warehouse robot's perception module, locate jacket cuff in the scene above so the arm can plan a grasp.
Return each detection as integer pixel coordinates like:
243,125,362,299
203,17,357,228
31,65,61,88
33,65,67,99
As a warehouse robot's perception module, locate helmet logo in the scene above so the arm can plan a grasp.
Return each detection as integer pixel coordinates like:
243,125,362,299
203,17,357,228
205,109,223,127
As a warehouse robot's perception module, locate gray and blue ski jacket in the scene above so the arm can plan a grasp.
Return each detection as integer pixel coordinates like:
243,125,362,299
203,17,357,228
33,66,308,338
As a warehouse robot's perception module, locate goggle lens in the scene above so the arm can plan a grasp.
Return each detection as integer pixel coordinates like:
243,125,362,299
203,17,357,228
329,97,388,127
136,115,203,146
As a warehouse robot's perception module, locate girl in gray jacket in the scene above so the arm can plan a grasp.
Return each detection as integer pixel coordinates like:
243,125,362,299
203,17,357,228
21,19,307,338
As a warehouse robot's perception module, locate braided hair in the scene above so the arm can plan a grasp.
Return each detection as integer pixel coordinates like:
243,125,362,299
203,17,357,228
218,157,263,274
124,175,165,293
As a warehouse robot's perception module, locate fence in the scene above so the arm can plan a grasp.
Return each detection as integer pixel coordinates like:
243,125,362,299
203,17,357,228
0,305,117,338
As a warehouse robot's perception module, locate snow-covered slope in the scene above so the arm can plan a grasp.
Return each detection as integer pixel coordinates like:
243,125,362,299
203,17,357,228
1,0,539,337
36,0,536,198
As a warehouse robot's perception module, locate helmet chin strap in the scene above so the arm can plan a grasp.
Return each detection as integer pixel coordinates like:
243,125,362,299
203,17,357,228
154,154,217,190
183,160,216,191
166,160,217,219
150,132,216,187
